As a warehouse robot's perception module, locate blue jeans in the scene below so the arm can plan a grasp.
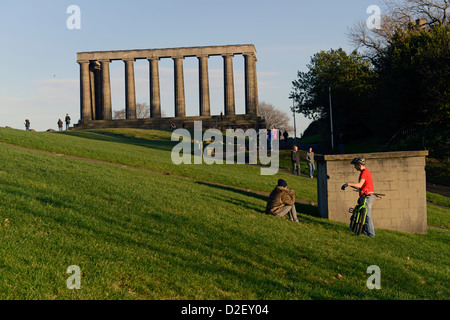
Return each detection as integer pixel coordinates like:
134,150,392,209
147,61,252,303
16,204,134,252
307,162,315,178
361,195,375,237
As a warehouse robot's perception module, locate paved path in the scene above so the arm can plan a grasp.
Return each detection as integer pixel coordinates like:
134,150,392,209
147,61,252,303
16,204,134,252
426,182,450,198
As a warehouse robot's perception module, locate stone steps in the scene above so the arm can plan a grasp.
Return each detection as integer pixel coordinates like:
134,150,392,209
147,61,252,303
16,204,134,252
74,114,266,131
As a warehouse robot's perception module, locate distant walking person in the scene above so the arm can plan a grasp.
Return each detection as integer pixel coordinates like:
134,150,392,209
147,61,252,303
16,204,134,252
306,147,315,178
65,114,71,130
24,118,30,131
283,130,288,141
265,179,300,224
57,119,63,131
271,126,278,151
291,145,300,175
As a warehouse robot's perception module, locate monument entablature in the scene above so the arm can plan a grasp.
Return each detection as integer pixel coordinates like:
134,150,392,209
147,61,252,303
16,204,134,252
77,44,257,61
76,44,263,130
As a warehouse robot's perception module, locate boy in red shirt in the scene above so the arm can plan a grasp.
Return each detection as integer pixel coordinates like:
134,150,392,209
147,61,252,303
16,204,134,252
341,157,375,237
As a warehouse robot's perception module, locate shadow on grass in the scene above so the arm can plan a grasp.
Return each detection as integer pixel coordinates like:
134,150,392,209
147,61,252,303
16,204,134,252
295,203,321,218
59,130,178,152
195,181,321,219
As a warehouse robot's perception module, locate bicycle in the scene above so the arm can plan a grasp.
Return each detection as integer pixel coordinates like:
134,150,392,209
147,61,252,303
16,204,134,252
348,191,385,236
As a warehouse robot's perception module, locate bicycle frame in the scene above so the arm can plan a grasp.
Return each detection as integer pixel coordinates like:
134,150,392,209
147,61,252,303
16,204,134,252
349,191,385,235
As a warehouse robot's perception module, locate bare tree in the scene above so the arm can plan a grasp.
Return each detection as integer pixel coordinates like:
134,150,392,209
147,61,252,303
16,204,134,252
259,101,294,131
113,102,165,120
136,102,150,119
113,109,125,120
399,0,449,25
347,0,449,60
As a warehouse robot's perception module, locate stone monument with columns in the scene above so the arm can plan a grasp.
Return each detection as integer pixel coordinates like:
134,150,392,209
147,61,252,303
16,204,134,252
76,44,265,130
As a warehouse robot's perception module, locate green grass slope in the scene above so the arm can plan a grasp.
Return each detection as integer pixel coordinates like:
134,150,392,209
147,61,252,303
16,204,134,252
0,128,317,202
0,127,448,300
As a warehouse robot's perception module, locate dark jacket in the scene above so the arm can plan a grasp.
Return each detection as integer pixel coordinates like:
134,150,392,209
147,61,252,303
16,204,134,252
291,150,300,163
265,186,295,215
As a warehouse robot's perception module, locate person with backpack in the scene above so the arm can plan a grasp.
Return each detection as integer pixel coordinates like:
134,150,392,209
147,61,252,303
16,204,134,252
57,119,63,131
265,179,300,224
24,118,30,131
341,157,375,237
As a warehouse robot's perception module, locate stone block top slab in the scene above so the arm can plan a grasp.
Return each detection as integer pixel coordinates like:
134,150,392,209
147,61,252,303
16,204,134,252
316,150,429,162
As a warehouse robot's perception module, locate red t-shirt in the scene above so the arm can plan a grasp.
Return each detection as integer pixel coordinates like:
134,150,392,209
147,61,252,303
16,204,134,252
359,169,374,197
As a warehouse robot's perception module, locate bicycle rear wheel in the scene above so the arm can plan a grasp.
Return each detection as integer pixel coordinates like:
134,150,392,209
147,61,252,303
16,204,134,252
355,207,367,235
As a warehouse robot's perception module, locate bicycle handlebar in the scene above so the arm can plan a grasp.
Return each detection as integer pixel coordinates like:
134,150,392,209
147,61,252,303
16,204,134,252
357,190,385,198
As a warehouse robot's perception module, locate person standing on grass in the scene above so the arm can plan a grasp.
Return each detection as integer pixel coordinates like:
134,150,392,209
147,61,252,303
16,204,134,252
306,147,315,179
57,119,63,131
65,113,71,130
24,118,30,131
291,145,300,175
341,157,375,237
265,179,300,224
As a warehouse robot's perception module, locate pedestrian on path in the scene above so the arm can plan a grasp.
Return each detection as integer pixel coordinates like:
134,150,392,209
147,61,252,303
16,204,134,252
306,147,315,178
291,145,300,175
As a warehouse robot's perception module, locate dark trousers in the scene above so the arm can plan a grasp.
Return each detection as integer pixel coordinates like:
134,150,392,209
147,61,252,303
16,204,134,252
292,161,300,175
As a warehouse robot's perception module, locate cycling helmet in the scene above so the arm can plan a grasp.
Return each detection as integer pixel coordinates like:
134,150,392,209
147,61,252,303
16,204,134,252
351,156,366,165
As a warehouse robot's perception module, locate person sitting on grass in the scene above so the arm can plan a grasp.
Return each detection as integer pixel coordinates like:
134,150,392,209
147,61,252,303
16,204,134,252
265,179,300,224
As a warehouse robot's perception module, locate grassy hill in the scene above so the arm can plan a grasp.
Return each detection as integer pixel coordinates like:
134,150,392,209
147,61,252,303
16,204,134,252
0,127,448,300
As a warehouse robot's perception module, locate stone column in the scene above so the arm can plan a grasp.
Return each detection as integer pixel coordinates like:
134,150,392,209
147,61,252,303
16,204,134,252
244,54,258,115
88,63,95,120
223,54,235,115
173,57,186,118
148,58,161,118
78,60,92,121
198,55,210,116
124,59,137,119
253,56,259,116
99,59,112,120
93,62,102,120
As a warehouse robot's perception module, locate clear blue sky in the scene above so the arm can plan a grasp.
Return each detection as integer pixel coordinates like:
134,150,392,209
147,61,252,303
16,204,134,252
0,0,382,132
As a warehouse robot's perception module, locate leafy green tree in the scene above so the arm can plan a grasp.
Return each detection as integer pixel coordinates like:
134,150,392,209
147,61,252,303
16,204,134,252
373,24,450,158
292,1,449,156
375,24,450,130
290,48,377,144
